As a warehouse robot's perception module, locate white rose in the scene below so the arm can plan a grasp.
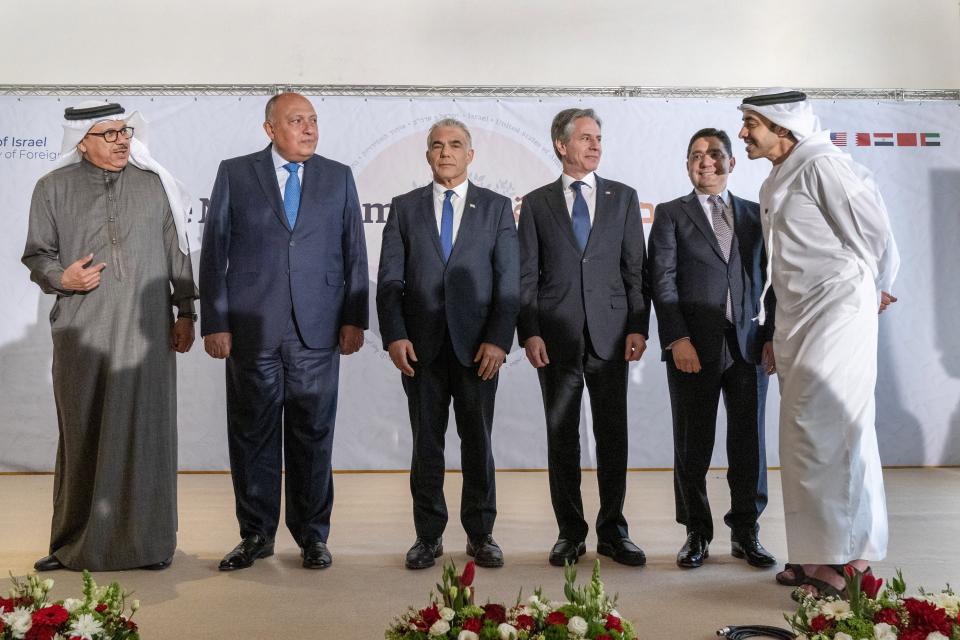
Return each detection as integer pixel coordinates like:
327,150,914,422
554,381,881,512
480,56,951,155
834,633,854,640
567,615,588,636
62,598,83,613
497,622,518,639
458,632,479,640
440,607,455,621
131,599,141,612
429,619,450,636
449,586,459,600
41,579,55,591
925,633,950,640
873,622,897,640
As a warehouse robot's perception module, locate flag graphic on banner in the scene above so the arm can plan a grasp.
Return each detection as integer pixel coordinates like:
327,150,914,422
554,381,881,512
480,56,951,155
897,133,918,147
921,133,941,146
856,133,871,146
830,132,847,146
873,133,894,146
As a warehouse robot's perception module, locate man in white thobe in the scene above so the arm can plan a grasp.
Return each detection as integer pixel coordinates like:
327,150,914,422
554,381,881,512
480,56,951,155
737,89,900,596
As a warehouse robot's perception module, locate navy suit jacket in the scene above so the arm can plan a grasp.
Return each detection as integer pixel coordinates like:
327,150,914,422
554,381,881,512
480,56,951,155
648,191,774,364
199,145,369,351
517,175,650,362
376,182,519,367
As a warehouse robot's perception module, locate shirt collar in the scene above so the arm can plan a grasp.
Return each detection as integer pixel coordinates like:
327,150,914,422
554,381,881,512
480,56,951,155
695,189,729,208
272,146,303,171
433,179,469,200
562,172,596,192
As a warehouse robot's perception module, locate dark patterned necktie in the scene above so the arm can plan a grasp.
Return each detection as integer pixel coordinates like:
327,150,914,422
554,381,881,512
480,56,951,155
440,189,454,262
571,181,591,251
710,194,734,322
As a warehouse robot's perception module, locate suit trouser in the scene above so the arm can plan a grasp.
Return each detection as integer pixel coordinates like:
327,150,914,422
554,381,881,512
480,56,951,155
538,331,629,543
226,315,340,547
402,335,498,540
666,327,768,541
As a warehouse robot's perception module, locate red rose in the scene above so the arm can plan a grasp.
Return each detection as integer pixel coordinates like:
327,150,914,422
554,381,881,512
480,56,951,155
32,604,69,628
515,614,535,631
419,604,441,627
861,573,884,599
462,617,483,633
460,561,476,587
126,619,139,631
95,603,108,614
809,615,833,633
25,625,56,640
0,597,14,613
874,607,901,626
483,603,507,625
546,611,568,626
900,631,927,640
605,614,624,631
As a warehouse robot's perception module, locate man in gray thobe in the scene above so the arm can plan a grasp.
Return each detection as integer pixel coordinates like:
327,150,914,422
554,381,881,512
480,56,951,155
22,101,198,572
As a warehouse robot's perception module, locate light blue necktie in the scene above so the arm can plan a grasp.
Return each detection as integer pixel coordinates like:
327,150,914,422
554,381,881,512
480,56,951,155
283,162,301,229
571,180,591,251
440,189,454,262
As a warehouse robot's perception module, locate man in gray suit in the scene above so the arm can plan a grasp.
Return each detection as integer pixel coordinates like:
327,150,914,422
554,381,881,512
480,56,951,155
517,108,650,567
377,118,519,570
647,127,776,570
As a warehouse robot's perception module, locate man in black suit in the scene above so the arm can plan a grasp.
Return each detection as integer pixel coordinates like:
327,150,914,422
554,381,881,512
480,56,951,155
518,108,649,567
377,118,519,570
647,128,776,570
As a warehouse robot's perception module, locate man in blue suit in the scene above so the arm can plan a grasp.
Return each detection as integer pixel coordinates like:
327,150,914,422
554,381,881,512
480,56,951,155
647,128,776,570
377,118,519,570
200,92,368,571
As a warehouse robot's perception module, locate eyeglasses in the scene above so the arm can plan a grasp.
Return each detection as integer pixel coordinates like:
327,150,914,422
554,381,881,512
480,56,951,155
85,127,135,143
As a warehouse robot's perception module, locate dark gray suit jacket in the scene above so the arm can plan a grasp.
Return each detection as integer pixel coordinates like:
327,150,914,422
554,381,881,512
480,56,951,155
376,182,519,367
648,191,774,364
517,175,649,362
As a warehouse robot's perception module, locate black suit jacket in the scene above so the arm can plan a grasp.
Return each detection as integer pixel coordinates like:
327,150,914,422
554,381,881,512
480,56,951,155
199,145,369,350
517,176,649,362
648,191,774,364
376,182,519,367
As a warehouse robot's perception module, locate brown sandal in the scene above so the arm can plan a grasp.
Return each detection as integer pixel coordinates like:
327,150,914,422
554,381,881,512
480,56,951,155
775,563,806,586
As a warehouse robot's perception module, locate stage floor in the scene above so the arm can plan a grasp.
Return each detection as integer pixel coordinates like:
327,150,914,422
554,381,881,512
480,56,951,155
2,469,958,639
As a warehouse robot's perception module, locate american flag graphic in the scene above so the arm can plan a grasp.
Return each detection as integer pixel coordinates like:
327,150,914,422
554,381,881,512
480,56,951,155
830,132,847,146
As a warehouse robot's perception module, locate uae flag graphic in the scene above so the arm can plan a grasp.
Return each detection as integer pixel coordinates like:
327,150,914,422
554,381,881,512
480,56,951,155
873,133,894,146
830,132,847,146
921,133,941,146
856,133,871,146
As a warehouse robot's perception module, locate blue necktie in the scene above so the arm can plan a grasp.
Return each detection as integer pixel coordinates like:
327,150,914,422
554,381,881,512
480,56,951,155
283,162,301,229
571,180,591,251
440,189,454,262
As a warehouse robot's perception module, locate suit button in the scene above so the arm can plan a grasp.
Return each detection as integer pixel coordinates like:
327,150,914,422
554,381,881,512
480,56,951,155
289,240,295,247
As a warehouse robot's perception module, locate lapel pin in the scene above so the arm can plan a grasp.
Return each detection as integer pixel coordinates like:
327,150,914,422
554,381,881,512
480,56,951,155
605,191,612,195
469,203,476,209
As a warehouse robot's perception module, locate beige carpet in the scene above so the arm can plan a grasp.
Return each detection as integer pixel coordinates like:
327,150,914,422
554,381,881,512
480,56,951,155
1,468,958,639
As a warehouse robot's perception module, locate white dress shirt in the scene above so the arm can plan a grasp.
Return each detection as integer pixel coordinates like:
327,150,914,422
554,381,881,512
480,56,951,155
561,172,597,224
432,179,469,242
272,147,303,200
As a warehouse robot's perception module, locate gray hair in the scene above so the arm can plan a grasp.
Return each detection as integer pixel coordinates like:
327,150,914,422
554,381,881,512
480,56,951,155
427,118,472,149
551,108,602,160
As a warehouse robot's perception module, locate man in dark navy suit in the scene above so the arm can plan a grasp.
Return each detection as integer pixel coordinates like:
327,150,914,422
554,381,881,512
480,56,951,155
647,127,776,570
377,118,519,570
200,92,368,571
517,108,650,567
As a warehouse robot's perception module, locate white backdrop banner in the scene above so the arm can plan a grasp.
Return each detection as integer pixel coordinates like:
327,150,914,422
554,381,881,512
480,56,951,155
1,95,957,471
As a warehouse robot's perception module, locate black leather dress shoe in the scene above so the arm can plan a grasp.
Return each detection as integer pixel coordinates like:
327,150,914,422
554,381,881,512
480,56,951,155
466,534,503,568
548,538,586,567
34,554,64,572
218,535,274,571
676,532,710,569
597,537,647,567
731,532,776,568
301,541,332,569
405,537,443,570
140,557,172,570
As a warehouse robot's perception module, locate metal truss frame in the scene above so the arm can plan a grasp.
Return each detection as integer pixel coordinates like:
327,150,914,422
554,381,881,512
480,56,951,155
1,84,957,101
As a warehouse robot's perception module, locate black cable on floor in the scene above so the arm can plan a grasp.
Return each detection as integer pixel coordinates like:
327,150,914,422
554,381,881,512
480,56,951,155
716,624,795,639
